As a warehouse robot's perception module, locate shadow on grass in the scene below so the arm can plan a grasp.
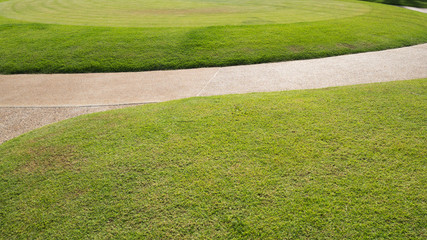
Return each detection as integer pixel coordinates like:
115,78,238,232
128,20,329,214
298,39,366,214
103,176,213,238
360,0,427,8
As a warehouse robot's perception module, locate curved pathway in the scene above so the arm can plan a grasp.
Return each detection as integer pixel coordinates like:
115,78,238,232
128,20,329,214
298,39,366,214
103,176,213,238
1,44,427,143
401,6,427,14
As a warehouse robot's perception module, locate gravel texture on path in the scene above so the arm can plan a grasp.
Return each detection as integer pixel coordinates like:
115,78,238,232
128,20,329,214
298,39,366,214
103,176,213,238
0,104,142,144
1,44,426,144
1,44,426,107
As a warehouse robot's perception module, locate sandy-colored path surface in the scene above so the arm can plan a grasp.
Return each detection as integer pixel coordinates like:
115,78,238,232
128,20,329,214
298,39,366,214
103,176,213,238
402,6,427,14
2,44,427,107
0,104,142,144
1,44,427,143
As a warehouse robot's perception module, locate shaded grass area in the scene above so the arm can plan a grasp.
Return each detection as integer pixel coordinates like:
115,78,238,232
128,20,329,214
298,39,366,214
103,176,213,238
1,79,426,239
0,0,426,74
361,0,427,8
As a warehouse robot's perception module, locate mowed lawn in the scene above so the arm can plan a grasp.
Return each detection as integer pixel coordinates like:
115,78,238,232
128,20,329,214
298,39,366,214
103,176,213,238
0,0,426,73
1,79,426,239
0,0,372,27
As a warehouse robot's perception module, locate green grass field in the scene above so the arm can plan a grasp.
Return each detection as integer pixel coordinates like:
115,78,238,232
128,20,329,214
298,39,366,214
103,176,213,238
1,79,426,239
0,0,371,28
0,0,426,74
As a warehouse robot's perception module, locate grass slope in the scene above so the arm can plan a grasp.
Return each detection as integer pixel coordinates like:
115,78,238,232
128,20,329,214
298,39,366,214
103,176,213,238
1,79,426,239
362,0,427,8
0,0,426,74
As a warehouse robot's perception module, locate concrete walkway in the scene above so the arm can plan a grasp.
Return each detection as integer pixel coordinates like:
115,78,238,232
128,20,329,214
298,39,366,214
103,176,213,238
2,44,427,107
401,6,427,14
1,44,427,143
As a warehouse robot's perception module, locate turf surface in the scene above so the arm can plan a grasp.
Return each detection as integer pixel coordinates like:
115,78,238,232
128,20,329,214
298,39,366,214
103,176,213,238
1,79,426,239
0,0,370,27
0,0,426,74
